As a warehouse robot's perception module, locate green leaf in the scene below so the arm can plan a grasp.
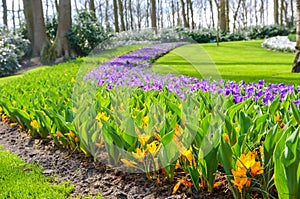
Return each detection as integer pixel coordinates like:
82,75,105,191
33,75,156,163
291,103,300,125
187,166,199,191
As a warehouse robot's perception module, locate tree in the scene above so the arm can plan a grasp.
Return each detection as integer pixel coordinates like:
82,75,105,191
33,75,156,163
220,0,226,31
55,0,73,59
292,0,300,72
128,0,134,30
274,0,279,24
89,0,96,18
187,0,195,29
23,0,49,59
2,0,7,29
151,0,157,33
180,0,189,28
113,0,119,32
118,0,125,31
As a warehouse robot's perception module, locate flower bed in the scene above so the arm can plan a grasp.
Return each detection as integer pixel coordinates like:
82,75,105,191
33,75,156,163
1,42,300,198
262,36,296,53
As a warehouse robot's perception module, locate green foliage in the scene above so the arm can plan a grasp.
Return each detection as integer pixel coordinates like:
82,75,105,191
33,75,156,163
0,30,30,77
174,25,293,44
175,28,247,43
288,34,296,42
247,25,291,40
66,10,111,56
0,146,74,199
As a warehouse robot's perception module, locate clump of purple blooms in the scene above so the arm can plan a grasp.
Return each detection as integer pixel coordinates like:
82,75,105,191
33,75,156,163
84,42,300,105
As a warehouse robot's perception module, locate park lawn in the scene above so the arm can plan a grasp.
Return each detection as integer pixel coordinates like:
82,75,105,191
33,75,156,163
0,145,74,199
0,44,146,85
152,40,300,85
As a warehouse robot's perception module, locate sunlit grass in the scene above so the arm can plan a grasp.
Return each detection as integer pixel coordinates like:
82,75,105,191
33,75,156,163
153,40,300,85
0,145,74,199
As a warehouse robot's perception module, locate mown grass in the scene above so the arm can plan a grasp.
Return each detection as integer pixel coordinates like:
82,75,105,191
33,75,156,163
0,44,146,85
152,40,300,85
0,145,74,199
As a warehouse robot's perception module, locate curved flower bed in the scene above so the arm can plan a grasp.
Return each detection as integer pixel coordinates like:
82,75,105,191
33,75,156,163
1,42,300,199
85,43,299,105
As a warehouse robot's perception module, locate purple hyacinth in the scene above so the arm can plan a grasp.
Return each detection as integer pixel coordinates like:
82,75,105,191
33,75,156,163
84,42,299,105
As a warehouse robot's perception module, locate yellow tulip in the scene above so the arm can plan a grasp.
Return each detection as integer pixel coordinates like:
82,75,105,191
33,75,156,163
121,159,137,168
132,148,145,162
30,120,40,129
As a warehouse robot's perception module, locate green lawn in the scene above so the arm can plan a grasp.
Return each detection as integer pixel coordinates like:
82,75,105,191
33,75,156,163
0,145,74,199
153,40,300,85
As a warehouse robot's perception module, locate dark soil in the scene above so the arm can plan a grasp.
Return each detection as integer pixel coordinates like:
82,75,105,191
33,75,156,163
0,121,234,199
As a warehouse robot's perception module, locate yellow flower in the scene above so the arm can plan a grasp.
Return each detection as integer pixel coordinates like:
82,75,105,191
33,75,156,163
30,120,40,129
182,147,193,166
236,152,256,169
132,148,145,162
66,131,76,139
174,124,183,137
231,167,251,193
71,77,76,83
223,133,230,143
138,135,151,146
96,112,109,121
121,159,137,168
142,116,149,127
178,103,182,109
250,161,263,176
54,131,64,138
146,141,160,156
12,100,17,106
22,106,27,112
1,114,8,122
275,113,281,123
0,106,3,113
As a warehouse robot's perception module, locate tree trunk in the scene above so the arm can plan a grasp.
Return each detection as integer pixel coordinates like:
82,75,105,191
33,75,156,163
209,0,215,29
292,0,300,72
89,0,96,18
160,0,163,28
23,0,49,58
105,0,110,30
280,0,284,26
151,0,157,33
2,0,8,29
180,0,189,28
124,0,128,30
118,0,125,31
291,0,295,26
225,0,229,31
274,0,279,24
171,0,175,27
137,0,141,30
113,0,119,32
260,0,264,24
12,0,16,33
220,0,226,31
129,0,134,30
23,0,34,46
18,0,22,27
146,0,150,28
187,0,195,29
55,0,73,59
